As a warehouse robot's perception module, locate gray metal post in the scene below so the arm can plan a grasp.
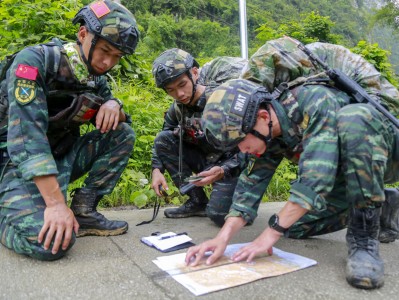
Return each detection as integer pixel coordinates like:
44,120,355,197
239,0,248,59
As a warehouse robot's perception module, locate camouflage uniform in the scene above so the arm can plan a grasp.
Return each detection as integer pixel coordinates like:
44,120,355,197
206,37,399,232
203,37,399,289
203,76,399,289
152,52,247,225
0,0,138,260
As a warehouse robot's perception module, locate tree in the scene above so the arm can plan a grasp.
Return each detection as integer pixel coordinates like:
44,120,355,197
255,11,343,47
0,0,81,59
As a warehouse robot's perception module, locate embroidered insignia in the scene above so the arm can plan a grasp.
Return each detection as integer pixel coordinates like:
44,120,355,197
300,112,309,129
15,64,38,81
90,1,111,18
14,79,37,105
247,156,256,175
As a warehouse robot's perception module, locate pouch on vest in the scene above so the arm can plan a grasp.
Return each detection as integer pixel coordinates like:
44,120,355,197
49,93,103,126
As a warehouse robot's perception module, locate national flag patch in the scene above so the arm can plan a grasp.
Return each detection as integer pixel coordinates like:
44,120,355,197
90,1,111,19
15,64,38,81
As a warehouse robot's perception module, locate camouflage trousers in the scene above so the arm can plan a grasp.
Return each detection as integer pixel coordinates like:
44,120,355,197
288,103,399,239
154,131,238,226
0,123,135,260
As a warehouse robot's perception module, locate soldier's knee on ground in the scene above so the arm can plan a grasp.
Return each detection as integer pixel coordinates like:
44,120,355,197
18,235,76,261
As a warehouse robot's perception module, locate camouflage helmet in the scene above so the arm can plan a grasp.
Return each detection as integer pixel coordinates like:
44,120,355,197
202,79,273,151
73,0,139,55
152,48,200,88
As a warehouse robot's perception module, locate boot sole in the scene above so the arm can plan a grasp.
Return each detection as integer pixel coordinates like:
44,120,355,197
164,211,207,218
77,225,128,237
346,276,384,290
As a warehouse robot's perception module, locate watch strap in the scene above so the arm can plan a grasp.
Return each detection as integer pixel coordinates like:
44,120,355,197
269,213,288,233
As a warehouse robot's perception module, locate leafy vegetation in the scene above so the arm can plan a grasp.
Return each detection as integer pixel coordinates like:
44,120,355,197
1,0,398,209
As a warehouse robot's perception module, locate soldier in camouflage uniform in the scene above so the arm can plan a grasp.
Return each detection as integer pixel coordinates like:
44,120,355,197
0,0,139,260
186,78,399,290
151,49,247,224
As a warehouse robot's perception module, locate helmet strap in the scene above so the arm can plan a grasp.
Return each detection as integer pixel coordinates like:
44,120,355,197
186,69,197,105
77,34,100,75
249,103,273,147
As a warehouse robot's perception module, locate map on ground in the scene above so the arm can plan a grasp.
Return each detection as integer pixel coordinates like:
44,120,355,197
153,243,317,295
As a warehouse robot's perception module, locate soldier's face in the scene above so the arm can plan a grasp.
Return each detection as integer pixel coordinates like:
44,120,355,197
238,133,267,156
78,27,123,74
164,68,199,104
238,110,270,155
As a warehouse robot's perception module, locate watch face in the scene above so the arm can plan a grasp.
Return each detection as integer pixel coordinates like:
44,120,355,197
269,214,278,228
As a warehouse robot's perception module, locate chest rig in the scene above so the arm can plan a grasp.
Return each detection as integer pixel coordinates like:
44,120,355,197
0,39,104,157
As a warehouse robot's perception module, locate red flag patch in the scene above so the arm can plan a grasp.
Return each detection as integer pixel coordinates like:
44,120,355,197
82,108,98,120
90,1,111,19
15,64,38,81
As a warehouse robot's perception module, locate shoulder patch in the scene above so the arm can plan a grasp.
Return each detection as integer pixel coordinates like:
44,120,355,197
15,64,38,80
14,79,37,105
90,1,110,19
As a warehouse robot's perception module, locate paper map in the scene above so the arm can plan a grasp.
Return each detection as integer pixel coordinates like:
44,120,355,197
153,243,317,296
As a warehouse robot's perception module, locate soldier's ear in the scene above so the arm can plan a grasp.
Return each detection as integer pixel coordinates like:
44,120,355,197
257,109,269,121
77,26,89,43
191,67,200,79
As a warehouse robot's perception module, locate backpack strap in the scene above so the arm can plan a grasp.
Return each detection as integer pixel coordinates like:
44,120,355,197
0,42,61,137
42,42,61,85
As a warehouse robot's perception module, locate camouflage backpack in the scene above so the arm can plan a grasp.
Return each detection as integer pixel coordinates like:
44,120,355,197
241,36,399,117
198,56,248,98
173,56,248,118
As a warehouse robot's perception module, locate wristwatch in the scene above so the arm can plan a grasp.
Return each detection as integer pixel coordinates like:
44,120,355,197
268,213,288,234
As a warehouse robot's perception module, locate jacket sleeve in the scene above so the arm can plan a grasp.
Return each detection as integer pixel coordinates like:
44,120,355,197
6,47,58,180
219,151,243,179
227,152,283,224
151,104,178,171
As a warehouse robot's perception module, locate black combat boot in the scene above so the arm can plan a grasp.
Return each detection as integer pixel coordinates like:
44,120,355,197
164,187,208,218
379,188,399,243
70,188,128,237
346,207,384,289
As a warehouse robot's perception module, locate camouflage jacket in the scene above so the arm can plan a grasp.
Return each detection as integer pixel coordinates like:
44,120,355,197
151,90,241,176
228,36,399,223
1,38,120,180
151,57,247,175
228,83,353,223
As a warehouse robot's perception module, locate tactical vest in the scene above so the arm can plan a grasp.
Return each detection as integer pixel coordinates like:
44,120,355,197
0,39,103,155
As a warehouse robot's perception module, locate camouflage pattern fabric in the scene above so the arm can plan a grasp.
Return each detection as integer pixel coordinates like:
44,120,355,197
0,123,134,260
64,43,92,84
151,55,247,224
203,79,399,235
0,39,134,260
198,56,248,98
241,36,399,116
153,130,239,224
